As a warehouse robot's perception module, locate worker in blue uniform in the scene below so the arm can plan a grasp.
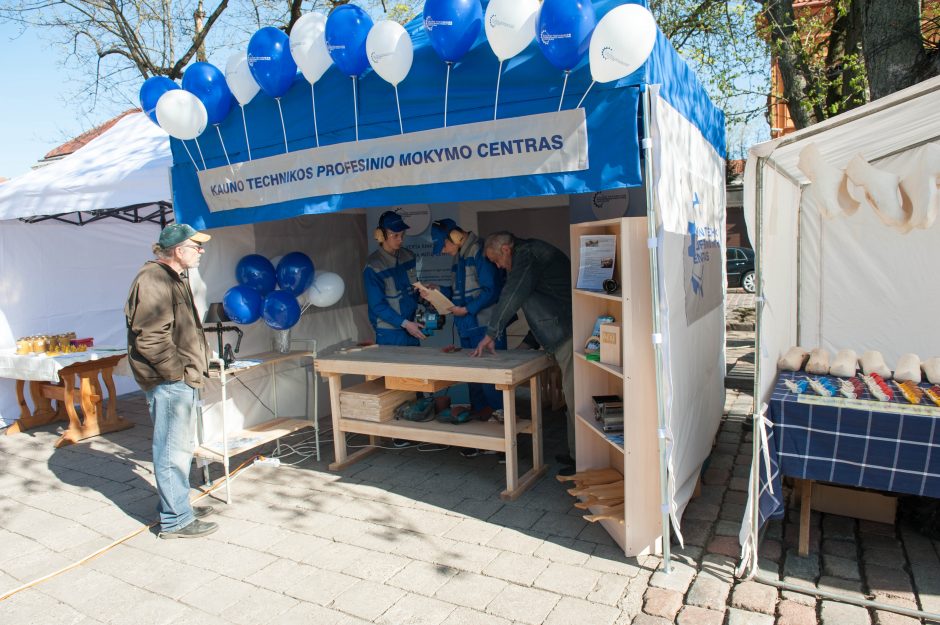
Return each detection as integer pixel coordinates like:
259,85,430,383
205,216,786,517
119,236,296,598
363,211,426,346
423,219,505,418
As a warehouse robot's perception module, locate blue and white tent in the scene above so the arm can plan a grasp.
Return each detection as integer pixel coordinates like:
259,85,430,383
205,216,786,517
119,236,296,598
168,0,727,559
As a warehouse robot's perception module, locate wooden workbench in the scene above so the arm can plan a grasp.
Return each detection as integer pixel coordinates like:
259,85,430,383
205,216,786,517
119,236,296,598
316,346,554,500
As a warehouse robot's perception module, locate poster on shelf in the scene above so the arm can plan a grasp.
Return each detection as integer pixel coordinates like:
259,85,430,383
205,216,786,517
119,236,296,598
575,234,616,290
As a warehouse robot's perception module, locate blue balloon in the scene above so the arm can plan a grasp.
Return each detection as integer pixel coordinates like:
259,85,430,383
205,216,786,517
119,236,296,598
423,0,483,63
182,62,234,125
235,254,277,295
324,4,374,77
262,290,302,330
222,285,263,324
139,77,179,125
248,27,298,97
536,0,596,71
276,252,315,296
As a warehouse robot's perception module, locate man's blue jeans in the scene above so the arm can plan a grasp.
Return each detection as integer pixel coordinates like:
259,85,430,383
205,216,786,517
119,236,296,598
145,380,197,532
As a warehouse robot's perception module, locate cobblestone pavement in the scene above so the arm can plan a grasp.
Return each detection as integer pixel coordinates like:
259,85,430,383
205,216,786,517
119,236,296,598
2,324,939,624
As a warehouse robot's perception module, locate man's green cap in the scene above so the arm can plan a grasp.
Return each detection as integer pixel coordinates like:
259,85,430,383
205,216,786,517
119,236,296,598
158,223,211,248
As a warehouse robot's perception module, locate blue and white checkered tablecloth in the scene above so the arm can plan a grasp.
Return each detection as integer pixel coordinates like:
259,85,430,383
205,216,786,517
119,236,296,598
757,371,940,528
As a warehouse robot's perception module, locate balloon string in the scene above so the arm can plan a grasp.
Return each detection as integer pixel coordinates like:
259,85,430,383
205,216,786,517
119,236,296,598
558,71,570,112
394,85,404,135
494,60,503,121
444,62,452,128
576,80,596,109
182,140,200,171
352,76,360,142
215,124,232,167
194,137,207,170
276,97,289,153
311,83,320,148
240,105,252,160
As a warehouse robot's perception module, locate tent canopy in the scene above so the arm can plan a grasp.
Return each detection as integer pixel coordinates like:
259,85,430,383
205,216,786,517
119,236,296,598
0,114,171,222
171,0,724,230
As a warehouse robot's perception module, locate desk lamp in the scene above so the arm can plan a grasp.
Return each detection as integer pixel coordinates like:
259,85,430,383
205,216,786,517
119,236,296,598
203,303,244,368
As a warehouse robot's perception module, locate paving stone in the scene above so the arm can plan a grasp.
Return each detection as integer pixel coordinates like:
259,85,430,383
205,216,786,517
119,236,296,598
533,561,602,598
433,572,509,611
583,547,643,577
686,571,731,610
821,514,856,540
488,504,545,530
672,545,704,565
375,593,456,625
731,580,777,615
859,521,895,537
784,549,820,580
823,554,861,580
386,560,459,596
862,546,905,569
707,535,740,558
330,579,407,621
701,553,737,582
642,587,683,620
864,563,915,600
760,539,783,562
684,502,720,523
677,605,725,625
586,572,630,606
709,453,735,469
822,539,857,559
440,607,511,625
534,537,593,565
703,467,730,485
720,502,746,521
542,596,620,625
817,575,865,600
486,583,559,625
715,520,742,537
482,550,550,585
781,577,818,606
860,533,902,551
630,615,673,625
729,477,749,491
727,607,775,625
820,600,871,625
681,519,714,547
777,599,818,625
266,602,370,625
784,523,821,552
648,561,696,594
872,610,921,625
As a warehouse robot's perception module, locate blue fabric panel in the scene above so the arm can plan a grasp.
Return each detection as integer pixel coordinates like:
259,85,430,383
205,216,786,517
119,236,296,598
169,0,721,229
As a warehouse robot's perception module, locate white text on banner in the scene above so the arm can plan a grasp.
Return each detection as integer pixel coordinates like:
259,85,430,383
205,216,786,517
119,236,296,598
197,110,589,212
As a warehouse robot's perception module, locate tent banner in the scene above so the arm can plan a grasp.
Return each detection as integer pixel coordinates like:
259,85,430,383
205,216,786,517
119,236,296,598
197,110,588,213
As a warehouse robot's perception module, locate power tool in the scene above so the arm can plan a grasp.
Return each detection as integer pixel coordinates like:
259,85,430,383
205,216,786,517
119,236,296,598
415,305,446,337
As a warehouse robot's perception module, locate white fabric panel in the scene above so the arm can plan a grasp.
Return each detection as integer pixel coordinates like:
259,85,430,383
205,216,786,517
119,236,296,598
649,90,727,542
799,145,940,363
0,220,159,425
0,114,171,219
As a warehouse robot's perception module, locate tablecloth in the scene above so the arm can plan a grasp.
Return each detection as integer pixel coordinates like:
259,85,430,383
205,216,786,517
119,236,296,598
0,348,128,383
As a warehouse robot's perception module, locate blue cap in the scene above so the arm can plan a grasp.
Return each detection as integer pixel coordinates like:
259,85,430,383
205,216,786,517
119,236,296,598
378,211,410,233
431,218,458,254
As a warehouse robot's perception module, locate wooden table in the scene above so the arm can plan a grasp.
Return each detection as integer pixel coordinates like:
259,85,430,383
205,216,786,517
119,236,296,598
5,353,133,447
316,346,553,500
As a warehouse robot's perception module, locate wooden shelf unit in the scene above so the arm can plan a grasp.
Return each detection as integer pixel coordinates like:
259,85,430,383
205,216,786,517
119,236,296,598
571,217,663,556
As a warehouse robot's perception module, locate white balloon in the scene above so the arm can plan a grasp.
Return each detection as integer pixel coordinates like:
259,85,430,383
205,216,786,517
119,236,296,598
224,52,261,105
290,12,333,85
589,4,658,83
155,90,208,140
306,272,345,308
366,20,413,86
484,0,539,62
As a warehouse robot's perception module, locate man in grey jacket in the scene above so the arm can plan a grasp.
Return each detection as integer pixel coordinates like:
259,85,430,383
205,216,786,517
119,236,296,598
470,231,576,473
125,224,217,539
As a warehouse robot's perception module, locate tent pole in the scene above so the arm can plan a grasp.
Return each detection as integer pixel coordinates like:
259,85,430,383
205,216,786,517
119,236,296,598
641,85,672,573
748,157,767,579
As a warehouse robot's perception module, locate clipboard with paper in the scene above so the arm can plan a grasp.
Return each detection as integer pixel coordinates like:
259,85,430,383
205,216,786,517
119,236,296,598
413,281,455,314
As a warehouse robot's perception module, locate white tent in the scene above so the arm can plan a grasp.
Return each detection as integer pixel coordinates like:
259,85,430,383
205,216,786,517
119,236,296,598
0,113,172,425
739,76,940,579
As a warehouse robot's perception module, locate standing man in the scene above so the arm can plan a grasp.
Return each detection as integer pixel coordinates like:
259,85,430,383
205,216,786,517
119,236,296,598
470,231,576,474
364,210,426,345
125,224,217,539
425,219,505,418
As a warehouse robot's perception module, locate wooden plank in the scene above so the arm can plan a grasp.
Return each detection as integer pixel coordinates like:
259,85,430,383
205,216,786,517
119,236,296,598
340,378,415,422
384,376,457,393
337,416,532,451
317,346,552,385
556,467,623,485
500,465,548,501
329,445,381,471
194,417,315,462
503,386,519,495
327,374,348,466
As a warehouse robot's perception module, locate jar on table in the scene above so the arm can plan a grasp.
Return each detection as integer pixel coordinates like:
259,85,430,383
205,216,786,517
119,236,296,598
16,338,30,355
31,336,46,353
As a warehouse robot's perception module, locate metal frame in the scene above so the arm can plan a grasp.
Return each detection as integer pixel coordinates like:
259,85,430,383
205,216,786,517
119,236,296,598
17,201,173,226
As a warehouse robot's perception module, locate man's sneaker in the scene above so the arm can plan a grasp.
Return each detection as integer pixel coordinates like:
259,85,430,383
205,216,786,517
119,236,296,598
392,438,415,448
557,464,577,477
193,505,214,519
460,448,481,458
158,519,218,540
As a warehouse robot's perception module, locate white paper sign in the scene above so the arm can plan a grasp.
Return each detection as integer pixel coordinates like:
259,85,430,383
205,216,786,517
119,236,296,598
198,110,589,213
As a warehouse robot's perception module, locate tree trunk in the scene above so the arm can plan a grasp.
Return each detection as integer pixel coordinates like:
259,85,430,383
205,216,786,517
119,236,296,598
762,0,817,129
859,0,923,99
